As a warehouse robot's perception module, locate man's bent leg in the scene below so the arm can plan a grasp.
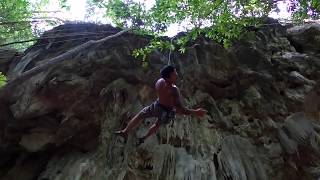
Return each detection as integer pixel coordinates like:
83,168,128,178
122,112,144,133
115,112,144,136
115,103,156,137
140,121,161,143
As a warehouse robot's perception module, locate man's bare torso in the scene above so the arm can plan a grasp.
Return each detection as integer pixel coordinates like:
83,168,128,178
155,78,178,108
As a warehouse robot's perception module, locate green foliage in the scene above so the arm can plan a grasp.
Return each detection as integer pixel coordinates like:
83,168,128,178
104,0,273,45
1,0,319,61
96,0,274,61
133,38,174,60
0,0,69,50
59,0,71,11
291,0,320,22
0,72,7,87
91,0,320,62
0,0,34,49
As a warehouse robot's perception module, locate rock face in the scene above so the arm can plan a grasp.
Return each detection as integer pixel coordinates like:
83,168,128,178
287,23,320,54
0,21,320,180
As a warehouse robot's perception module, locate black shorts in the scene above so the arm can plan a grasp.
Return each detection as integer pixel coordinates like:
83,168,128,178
139,101,176,124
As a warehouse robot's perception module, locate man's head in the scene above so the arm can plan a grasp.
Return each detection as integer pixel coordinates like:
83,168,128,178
160,65,178,83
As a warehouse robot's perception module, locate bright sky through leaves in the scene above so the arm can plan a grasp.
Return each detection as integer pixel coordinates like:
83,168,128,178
41,0,295,37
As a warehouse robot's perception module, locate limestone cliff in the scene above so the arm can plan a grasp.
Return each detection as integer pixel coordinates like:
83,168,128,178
0,21,320,180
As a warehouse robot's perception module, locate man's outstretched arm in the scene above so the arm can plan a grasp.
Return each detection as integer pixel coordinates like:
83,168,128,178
173,87,207,117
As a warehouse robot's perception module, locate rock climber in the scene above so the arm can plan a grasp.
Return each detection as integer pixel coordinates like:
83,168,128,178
115,65,208,144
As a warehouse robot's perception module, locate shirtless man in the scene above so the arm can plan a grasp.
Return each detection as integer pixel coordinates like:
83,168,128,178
115,65,207,144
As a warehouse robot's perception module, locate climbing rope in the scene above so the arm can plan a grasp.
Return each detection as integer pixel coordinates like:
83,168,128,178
167,36,176,128
167,37,176,65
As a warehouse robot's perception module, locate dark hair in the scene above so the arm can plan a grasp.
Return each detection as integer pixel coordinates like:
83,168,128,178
160,65,176,79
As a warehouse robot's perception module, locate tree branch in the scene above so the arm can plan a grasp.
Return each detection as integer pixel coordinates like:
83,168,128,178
0,30,118,47
0,39,38,47
32,11,61,13
0,17,65,26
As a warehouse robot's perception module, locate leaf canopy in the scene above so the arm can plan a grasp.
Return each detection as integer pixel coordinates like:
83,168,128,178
98,0,320,60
